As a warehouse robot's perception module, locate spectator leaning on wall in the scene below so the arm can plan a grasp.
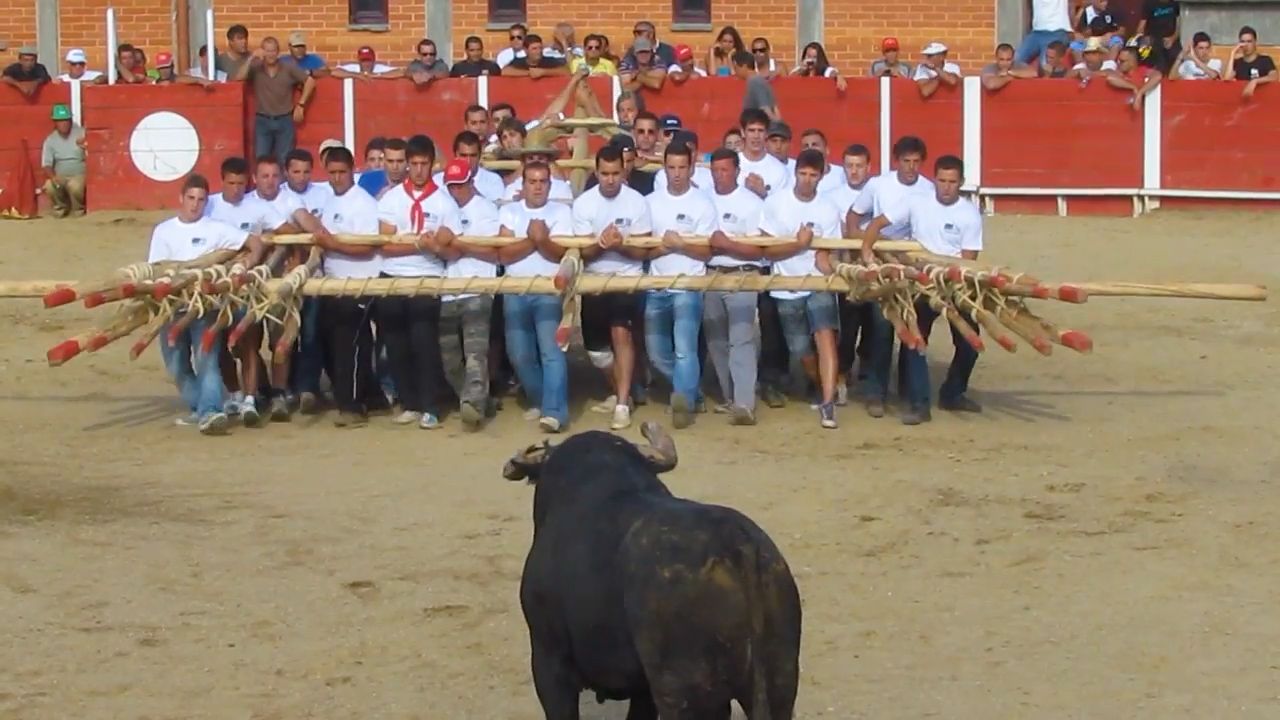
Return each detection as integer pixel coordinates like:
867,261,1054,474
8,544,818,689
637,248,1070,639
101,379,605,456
2,46,52,97
55,49,105,85
914,42,962,98
42,104,87,218
1173,32,1222,80
870,37,912,78
282,32,327,75
981,43,1038,91
1224,25,1278,98
238,37,316,166
451,36,502,77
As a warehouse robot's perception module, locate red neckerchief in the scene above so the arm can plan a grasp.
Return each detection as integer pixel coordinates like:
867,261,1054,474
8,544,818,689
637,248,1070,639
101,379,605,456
403,178,438,233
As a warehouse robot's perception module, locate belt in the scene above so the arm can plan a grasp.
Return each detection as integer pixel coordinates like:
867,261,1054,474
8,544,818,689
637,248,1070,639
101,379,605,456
709,264,765,274
256,112,292,119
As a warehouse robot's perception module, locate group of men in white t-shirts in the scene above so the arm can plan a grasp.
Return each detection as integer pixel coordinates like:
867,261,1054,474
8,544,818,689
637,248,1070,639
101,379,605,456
147,109,986,435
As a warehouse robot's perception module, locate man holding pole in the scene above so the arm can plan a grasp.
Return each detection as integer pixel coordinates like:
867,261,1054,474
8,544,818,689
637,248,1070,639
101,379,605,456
862,155,984,425
149,173,266,435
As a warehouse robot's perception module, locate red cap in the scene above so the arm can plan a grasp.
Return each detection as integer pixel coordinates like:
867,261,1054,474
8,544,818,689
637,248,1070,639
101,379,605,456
357,46,376,61
882,37,900,51
675,44,694,61
443,157,474,185
155,51,174,68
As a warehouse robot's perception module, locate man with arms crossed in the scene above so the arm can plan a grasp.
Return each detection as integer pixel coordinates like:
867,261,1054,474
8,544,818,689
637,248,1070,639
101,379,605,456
573,145,653,430
644,142,717,430
149,174,266,435
863,155,983,425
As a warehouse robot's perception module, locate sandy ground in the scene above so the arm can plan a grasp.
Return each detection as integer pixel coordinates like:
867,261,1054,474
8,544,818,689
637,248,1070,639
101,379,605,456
0,209,1277,719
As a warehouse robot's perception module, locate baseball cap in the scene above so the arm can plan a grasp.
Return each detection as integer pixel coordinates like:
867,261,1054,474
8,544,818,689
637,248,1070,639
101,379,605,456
675,44,694,62
318,138,346,156
882,37,900,52
357,46,376,61
51,104,72,121
669,130,699,151
288,31,307,47
155,51,174,68
65,49,87,64
922,41,948,55
18,46,37,57
658,113,682,132
443,157,475,185
633,37,654,53
766,121,792,140
608,133,637,151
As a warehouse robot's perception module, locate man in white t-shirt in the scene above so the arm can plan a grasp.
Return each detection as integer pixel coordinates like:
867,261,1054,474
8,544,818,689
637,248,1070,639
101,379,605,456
307,146,385,424
703,148,768,425
799,128,849,196
279,146,335,415
1175,32,1223,80
738,108,790,199
766,121,798,178
652,130,714,198
573,145,653,430
495,162,575,433
148,173,265,435
759,149,844,430
436,158,503,431
824,143,876,403
433,131,506,202
644,142,717,429
55,49,105,84
915,42,963,98
501,147,575,202
375,135,458,430
864,155,984,426
850,135,936,418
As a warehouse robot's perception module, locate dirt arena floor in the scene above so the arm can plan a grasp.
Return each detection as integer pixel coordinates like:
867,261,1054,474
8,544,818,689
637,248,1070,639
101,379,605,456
0,209,1277,719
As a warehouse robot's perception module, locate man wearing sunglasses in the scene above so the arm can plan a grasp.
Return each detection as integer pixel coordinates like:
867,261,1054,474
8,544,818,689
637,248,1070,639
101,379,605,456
570,34,618,76
623,21,676,68
55,49,105,85
749,37,780,78
496,23,528,69
408,38,450,86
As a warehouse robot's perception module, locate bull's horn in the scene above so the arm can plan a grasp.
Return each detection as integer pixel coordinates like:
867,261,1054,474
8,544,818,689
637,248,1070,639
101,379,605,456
638,422,678,473
503,441,553,482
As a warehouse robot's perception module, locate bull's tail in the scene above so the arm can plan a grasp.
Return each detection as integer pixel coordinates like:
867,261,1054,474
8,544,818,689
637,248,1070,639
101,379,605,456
738,531,773,720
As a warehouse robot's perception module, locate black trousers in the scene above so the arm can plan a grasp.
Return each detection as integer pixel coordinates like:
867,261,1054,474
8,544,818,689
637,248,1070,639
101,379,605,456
837,297,874,380
376,292,448,415
757,292,789,388
321,296,376,414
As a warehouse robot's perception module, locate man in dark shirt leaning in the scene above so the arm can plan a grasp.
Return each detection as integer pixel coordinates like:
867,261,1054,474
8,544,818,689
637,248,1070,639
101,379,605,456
450,35,502,77
1225,25,1278,98
407,38,450,86
236,36,316,166
2,47,52,96
584,134,655,196
502,34,569,78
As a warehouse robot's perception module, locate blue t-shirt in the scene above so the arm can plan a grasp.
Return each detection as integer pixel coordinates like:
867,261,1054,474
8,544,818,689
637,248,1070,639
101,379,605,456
357,170,389,198
282,53,326,72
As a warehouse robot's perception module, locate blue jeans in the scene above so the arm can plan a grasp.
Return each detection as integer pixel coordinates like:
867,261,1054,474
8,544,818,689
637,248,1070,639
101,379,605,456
861,303,895,401
254,113,296,167
901,301,979,409
644,291,704,406
1016,29,1070,65
504,295,568,425
160,317,225,418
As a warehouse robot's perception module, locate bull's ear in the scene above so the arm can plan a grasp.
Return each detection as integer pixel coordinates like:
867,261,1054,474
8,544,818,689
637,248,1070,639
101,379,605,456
503,441,552,483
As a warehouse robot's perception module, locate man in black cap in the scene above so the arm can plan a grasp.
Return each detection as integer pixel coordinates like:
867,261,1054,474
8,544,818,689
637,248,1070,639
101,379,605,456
658,113,682,150
2,47,52,96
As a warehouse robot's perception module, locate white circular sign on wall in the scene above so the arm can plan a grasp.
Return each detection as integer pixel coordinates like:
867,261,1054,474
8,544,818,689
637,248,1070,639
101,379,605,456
129,111,200,183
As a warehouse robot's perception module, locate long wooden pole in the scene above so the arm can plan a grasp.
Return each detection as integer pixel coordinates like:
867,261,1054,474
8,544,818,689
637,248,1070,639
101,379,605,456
266,232,926,252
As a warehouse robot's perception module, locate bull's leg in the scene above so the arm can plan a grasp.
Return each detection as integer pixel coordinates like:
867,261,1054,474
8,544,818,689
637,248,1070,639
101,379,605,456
530,644,581,720
624,693,658,720
652,695,732,720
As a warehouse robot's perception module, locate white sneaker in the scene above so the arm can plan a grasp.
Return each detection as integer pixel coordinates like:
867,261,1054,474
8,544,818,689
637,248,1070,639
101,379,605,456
836,383,849,407
610,404,632,430
538,416,562,433
523,408,542,421
392,410,422,425
240,396,262,427
198,412,230,436
174,412,199,427
590,395,618,414
224,391,245,416
419,413,441,430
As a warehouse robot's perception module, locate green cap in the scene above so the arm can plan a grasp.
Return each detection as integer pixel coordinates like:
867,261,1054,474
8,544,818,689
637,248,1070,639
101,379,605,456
51,104,71,121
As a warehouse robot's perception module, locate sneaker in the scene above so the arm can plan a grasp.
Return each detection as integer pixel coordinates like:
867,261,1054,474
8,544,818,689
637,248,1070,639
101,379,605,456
610,404,632,430
939,395,983,413
729,405,757,426
590,395,618,414
269,395,291,422
694,398,707,414
865,398,886,419
836,382,849,407
460,401,483,431
713,403,734,415
671,394,693,430
819,402,838,429
392,410,422,425
298,391,319,415
901,406,932,426
198,412,230,436
224,391,245,416
523,408,542,421
174,412,199,427
241,396,263,428
761,385,787,409
334,411,367,428
419,413,442,430
538,416,562,433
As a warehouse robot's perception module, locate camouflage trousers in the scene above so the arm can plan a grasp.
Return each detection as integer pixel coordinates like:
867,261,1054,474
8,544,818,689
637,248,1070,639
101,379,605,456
440,295,493,409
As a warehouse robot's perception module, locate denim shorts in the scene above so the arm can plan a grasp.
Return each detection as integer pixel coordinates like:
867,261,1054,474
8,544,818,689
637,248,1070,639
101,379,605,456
776,292,838,354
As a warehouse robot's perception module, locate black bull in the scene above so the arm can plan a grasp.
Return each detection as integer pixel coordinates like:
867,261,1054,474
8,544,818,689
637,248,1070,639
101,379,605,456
504,422,802,720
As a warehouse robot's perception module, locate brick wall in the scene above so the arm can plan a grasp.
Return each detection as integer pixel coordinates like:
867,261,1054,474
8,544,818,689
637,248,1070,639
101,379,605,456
0,0,997,77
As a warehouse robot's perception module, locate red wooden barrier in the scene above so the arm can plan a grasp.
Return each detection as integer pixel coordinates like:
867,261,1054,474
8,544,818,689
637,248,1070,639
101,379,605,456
763,77,881,173
276,79,343,163
1161,81,1280,191
84,84,245,210
634,77,745,156
890,78,962,167
352,78,477,154
0,83,73,201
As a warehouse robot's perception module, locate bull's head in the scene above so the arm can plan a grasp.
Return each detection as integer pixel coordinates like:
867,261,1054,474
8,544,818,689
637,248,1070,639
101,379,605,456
502,421,679,482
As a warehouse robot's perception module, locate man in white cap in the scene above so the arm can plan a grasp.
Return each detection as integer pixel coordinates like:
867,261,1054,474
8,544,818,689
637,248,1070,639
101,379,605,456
2,46,51,96
914,41,962,98
55,49,105,84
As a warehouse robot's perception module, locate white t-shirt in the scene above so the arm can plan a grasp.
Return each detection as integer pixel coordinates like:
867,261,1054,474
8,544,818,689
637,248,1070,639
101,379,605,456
667,64,708,77
738,151,791,196
913,61,963,80
759,191,842,299
1177,57,1223,80
495,47,527,68
58,70,103,83
250,188,303,219
572,185,653,275
850,171,937,240
433,168,507,202
147,216,248,263
498,201,575,277
502,175,575,202
1031,0,1071,31
882,195,983,258
1073,59,1118,72
319,186,383,279
446,194,502,301
824,179,871,232
653,165,715,199
647,186,717,286
284,182,332,216
376,184,457,276
708,185,765,268
205,192,289,234
816,164,847,196
338,62,396,74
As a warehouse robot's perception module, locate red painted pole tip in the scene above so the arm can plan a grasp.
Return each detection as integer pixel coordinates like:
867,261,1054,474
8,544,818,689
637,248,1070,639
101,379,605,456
129,340,149,360
945,266,964,283
46,340,82,365
153,282,173,300
1056,285,1088,303
1031,284,1051,300
42,287,78,308
119,283,137,298
82,292,108,309
1059,330,1093,353
1031,337,1054,356
553,274,569,291
967,335,986,352
996,335,1019,352
86,334,112,352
